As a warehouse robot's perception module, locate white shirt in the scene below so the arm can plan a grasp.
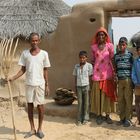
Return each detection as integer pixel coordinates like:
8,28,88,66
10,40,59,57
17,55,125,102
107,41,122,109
18,49,51,86
73,62,93,86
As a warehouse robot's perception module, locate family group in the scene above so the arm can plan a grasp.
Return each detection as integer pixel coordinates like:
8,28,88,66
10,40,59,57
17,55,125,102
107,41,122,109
73,27,140,128
8,27,140,139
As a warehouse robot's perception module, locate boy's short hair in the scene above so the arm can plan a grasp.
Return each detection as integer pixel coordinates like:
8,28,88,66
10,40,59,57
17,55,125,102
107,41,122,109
79,51,87,57
119,37,128,45
29,32,40,41
136,45,140,51
133,42,140,51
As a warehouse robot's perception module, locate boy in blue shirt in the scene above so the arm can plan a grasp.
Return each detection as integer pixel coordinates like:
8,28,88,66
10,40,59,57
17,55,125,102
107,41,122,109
132,44,140,125
73,51,93,125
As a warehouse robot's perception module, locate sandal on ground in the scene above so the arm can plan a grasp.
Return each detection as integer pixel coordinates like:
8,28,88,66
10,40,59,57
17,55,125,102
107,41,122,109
24,130,36,139
36,131,45,139
96,115,103,125
82,120,89,125
106,115,113,124
123,120,131,127
116,119,125,126
76,121,82,126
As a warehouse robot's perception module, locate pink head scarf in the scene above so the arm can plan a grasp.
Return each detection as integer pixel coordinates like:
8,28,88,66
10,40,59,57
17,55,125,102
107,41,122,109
91,27,111,45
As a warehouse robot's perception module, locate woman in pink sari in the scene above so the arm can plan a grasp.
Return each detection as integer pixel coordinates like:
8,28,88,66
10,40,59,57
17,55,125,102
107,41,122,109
90,27,116,125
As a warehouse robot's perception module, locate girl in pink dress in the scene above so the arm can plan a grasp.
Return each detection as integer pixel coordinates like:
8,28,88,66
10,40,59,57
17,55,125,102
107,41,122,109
90,27,116,125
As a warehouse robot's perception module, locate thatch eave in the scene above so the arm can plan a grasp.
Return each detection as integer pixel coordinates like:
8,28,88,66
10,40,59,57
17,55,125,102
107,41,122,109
0,0,71,39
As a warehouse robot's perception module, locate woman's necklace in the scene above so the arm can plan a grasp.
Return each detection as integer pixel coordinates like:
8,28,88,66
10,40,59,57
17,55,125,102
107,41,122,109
98,44,105,50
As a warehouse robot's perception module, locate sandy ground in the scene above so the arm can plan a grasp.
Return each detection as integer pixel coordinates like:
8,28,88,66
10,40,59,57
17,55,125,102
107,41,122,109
0,100,140,140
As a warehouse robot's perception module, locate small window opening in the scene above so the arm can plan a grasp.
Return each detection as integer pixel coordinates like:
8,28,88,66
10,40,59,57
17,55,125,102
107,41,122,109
90,18,96,22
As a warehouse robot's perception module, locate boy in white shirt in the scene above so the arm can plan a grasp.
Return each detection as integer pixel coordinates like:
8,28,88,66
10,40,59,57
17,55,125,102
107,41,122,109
73,51,93,125
9,32,50,139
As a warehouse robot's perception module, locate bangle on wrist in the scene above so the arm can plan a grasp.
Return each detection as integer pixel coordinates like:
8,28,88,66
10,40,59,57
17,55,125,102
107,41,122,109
45,82,48,86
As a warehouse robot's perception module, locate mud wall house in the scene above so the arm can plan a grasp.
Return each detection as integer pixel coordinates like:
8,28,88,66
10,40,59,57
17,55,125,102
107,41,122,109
1,0,140,97
47,0,140,96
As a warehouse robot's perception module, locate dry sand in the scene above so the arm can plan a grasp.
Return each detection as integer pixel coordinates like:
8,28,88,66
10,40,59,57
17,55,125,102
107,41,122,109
0,99,140,140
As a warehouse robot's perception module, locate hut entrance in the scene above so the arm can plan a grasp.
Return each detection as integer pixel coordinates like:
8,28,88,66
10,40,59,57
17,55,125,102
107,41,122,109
106,9,140,46
111,17,140,45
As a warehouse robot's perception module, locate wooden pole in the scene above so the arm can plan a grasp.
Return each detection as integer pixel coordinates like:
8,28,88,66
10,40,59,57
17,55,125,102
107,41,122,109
7,80,17,140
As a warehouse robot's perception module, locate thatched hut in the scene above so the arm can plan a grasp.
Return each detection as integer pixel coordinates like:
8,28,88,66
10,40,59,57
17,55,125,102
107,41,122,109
0,0,71,39
0,0,71,98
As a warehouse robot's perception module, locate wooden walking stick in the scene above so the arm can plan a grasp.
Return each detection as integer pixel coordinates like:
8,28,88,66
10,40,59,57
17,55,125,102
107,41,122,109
7,80,17,140
1,38,19,140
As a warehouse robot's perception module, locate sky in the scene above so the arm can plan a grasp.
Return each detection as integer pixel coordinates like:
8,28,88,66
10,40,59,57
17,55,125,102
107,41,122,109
64,0,140,45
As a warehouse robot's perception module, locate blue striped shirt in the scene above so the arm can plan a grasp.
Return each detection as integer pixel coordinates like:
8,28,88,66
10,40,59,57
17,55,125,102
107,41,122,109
114,50,133,80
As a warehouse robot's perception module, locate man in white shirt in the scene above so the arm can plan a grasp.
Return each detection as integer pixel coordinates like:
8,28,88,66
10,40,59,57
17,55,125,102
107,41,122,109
9,32,51,139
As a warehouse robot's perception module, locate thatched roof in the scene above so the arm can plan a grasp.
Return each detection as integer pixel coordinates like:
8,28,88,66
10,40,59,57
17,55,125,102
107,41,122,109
0,0,71,39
